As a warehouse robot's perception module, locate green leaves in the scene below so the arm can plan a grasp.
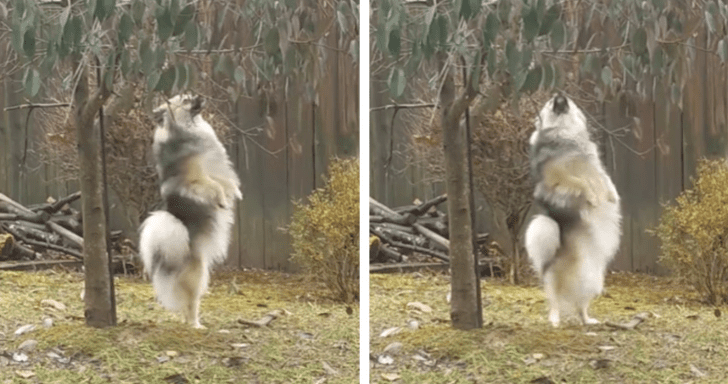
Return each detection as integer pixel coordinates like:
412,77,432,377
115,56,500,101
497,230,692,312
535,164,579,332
389,68,406,98
632,28,647,56
601,66,612,88
23,27,35,57
184,22,199,50
482,13,499,48
522,6,538,43
388,28,401,57
718,38,728,63
521,65,542,93
59,16,83,57
173,4,195,37
265,27,280,55
156,66,176,94
118,13,133,45
24,68,40,97
539,4,561,36
550,20,565,50
93,0,116,21
156,4,174,41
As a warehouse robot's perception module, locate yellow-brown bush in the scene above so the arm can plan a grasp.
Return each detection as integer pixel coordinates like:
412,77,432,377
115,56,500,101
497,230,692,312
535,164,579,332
289,157,359,303
656,159,728,304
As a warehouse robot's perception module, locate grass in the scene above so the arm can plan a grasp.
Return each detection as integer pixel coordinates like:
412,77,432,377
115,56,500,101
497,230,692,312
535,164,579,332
370,271,728,383
0,269,358,383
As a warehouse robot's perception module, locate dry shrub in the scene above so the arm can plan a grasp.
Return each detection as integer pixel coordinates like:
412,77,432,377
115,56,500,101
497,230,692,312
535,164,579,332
39,81,231,231
408,93,550,283
656,159,728,304
289,157,359,303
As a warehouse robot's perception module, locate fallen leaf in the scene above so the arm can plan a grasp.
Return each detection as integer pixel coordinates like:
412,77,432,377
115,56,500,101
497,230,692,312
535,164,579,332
12,352,28,362
15,370,35,379
589,359,611,369
715,309,721,318
322,361,338,376
690,364,707,378
18,339,38,351
379,327,402,338
377,355,394,365
163,373,189,384
381,373,401,382
318,312,331,317
407,320,419,330
532,353,545,360
346,306,353,315
523,356,537,366
165,350,178,357
598,346,616,352
623,306,636,311
407,302,433,313
686,314,699,320
530,377,555,384
383,342,403,354
222,356,246,367
157,355,170,364
14,324,35,336
41,299,67,311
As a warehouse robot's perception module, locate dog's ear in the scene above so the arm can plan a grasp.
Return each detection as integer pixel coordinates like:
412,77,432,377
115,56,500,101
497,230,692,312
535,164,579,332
190,95,205,116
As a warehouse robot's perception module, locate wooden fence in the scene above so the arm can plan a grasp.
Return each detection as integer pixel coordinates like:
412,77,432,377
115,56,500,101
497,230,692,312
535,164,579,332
0,41,358,273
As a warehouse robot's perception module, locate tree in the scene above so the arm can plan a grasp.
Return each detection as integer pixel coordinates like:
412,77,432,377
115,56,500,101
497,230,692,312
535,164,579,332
6,0,358,327
371,0,728,329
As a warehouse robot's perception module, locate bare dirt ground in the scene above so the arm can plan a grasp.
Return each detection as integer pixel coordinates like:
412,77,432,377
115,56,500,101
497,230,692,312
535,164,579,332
0,269,358,383
370,271,728,383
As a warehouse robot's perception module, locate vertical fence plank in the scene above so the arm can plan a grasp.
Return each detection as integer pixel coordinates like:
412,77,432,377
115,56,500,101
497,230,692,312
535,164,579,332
235,98,267,270
604,95,634,271
262,94,292,271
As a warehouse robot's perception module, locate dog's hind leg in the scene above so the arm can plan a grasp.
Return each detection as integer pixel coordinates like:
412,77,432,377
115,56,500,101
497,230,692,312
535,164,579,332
578,304,599,325
543,277,561,327
178,259,207,329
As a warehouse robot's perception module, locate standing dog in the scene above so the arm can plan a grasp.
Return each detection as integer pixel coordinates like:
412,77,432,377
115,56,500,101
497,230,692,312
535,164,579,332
525,94,621,327
139,95,242,328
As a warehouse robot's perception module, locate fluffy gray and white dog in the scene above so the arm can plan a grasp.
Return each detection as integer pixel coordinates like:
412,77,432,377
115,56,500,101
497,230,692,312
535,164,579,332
139,94,242,328
525,94,621,327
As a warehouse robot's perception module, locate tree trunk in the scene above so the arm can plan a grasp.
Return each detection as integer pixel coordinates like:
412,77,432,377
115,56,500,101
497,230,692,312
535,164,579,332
74,62,116,327
441,69,482,330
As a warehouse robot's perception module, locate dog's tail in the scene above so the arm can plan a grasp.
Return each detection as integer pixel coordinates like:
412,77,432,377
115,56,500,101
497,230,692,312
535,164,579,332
525,214,561,276
139,210,191,312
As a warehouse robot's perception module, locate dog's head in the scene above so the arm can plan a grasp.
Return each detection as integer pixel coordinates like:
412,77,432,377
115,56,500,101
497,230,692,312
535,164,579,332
152,94,206,131
531,93,588,145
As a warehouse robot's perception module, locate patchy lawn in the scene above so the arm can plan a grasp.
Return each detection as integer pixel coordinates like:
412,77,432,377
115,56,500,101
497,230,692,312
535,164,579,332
370,271,728,383
0,269,358,383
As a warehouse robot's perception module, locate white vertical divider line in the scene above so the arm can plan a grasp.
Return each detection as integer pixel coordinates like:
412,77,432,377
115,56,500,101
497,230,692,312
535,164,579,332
359,0,370,382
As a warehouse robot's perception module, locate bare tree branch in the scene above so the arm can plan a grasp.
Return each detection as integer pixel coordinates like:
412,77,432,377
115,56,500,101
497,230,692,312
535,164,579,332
4,103,71,111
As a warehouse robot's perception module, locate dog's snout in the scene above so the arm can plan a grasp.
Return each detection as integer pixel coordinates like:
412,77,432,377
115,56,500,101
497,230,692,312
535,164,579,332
552,95,569,115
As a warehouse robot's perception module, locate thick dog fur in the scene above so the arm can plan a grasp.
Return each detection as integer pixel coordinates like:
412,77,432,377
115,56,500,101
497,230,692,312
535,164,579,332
139,95,241,328
525,94,622,327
